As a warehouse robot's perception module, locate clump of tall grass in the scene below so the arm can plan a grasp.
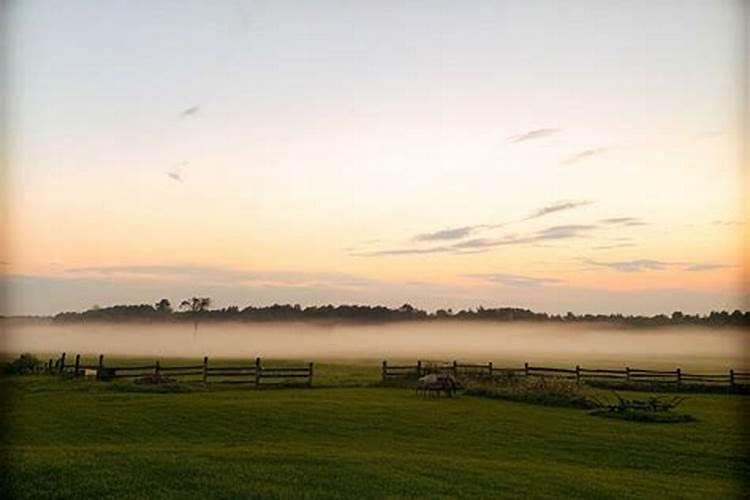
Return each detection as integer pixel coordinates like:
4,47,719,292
2,353,43,375
464,373,598,409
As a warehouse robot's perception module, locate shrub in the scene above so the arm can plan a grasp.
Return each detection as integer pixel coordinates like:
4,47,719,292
3,353,43,375
464,375,598,409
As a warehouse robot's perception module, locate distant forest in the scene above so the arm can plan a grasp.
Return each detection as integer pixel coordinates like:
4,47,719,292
34,297,750,328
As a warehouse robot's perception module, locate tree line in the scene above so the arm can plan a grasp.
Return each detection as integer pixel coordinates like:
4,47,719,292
47,298,750,328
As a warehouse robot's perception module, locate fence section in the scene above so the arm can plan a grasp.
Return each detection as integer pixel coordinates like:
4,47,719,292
381,360,748,389
48,353,313,388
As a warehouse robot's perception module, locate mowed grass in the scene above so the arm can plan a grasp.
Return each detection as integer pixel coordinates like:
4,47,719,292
1,360,748,499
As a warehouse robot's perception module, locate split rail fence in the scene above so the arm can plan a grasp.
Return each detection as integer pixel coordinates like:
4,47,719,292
381,360,749,389
46,353,313,388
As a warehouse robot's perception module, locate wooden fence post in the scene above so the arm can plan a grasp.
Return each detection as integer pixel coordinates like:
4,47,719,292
74,354,81,377
488,361,493,377
676,368,681,385
59,352,66,374
452,360,458,375
382,361,387,382
730,369,735,388
97,354,104,379
255,357,262,388
417,360,422,377
524,362,529,377
155,360,161,376
308,362,314,388
575,365,580,385
625,366,631,382
203,356,208,384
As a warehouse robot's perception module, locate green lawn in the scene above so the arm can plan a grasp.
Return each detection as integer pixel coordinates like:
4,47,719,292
1,362,748,499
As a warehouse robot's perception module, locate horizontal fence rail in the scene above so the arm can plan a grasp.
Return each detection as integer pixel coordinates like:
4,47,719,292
381,360,749,389
47,353,313,388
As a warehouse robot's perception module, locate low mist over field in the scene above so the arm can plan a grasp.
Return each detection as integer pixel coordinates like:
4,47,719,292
2,321,745,370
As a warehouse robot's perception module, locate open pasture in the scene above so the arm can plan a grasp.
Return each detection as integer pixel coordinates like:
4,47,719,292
1,358,748,499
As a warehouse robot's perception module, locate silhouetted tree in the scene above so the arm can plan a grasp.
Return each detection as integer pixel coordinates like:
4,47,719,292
180,297,211,333
155,299,172,314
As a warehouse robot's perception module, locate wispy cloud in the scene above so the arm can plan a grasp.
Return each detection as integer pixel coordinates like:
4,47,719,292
599,217,646,227
582,259,671,272
563,148,607,165
167,161,187,182
523,200,593,221
412,200,592,243
535,224,597,240
414,226,479,242
466,273,564,288
508,128,561,143
452,238,517,249
592,243,636,250
581,259,734,273
349,247,452,257
181,105,200,117
357,224,598,257
685,263,732,272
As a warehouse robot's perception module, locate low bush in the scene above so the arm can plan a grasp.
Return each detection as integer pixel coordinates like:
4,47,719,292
3,353,43,375
464,374,598,409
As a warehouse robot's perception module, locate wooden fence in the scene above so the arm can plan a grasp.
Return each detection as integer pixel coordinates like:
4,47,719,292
381,360,750,388
47,353,314,388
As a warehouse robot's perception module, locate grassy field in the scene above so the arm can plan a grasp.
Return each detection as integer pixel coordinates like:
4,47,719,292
1,360,748,499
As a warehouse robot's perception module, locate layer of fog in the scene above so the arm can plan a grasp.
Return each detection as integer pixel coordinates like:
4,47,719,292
1,321,746,370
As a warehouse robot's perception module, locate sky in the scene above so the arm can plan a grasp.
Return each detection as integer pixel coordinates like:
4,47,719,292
1,0,748,316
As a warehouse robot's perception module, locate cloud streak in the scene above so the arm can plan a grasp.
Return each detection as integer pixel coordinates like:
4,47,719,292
181,105,200,117
582,259,671,272
599,217,646,226
534,224,597,240
685,263,732,272
466,273,564,288
523,200,593,221
592,243,636,250
357,224,598,257
508,128,560,143
563,148,607,165
414,226,479,242
412,200,592,243
581,259,732,273
349,247,452,257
